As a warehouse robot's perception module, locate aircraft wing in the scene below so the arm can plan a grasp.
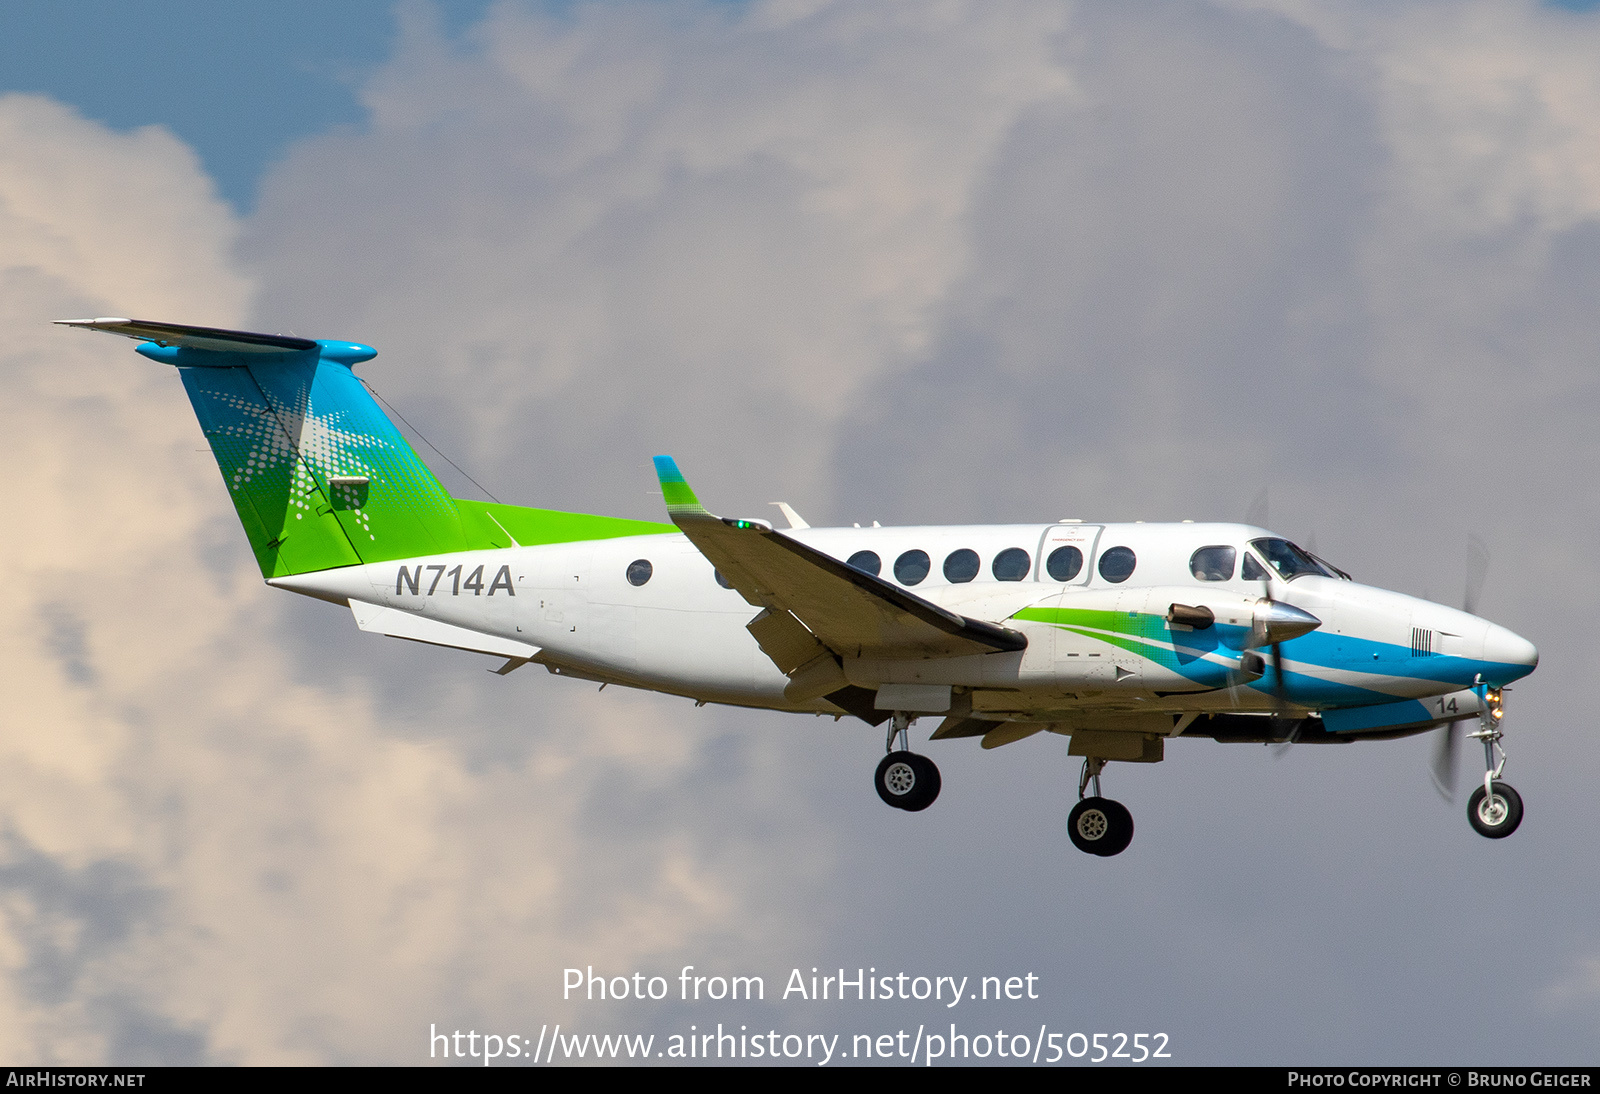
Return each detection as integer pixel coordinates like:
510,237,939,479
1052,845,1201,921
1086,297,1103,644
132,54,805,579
653,457,1026,664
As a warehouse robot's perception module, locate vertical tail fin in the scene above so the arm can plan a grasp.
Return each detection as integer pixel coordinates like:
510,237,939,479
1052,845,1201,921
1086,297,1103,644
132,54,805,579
58,318,471,576
60,318,675,575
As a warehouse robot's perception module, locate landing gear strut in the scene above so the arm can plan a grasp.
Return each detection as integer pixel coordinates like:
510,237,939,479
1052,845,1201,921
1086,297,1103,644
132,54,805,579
874,712,941,812
1466,683,1522,839
1066,757,1134,857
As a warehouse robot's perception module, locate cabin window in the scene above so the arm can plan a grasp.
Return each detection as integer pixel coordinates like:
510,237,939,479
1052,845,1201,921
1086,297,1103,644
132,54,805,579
1190,546,1235,582
714,568,733,589
894,549,931,586
1098,546,1137,583
992,547,1031,581
626,559,653,586
1045,545,1084,581
847,550,882,577
1250,538,1333,580
943,548,980,583
1240,554,1268,582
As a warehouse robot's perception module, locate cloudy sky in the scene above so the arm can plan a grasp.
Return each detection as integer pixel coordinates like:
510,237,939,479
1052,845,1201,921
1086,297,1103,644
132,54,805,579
3,0,1600,1065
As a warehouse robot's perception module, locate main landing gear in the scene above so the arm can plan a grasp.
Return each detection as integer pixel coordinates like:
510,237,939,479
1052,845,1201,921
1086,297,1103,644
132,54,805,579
1067,758,1134,857
874,713,941,812
1466,684,1522,839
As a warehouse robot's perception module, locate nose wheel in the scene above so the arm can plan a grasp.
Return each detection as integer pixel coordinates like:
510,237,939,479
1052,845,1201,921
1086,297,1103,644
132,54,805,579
1068,758,1134,856
874,712,941,812
1465,681,1523,839
1467,781,1522,838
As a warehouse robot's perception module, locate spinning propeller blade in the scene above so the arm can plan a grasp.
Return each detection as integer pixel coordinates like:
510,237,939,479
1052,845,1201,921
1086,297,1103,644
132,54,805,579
1246,565,1320,752
1430,718,1469,800
1244,488,1269,529
1232,495,1320,751
1463,533,1490,617
1262,569,1293,755
1430,536,1491,798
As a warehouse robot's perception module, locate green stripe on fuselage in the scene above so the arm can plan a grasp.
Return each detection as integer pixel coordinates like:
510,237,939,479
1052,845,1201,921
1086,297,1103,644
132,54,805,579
454,499,672,547
1012,606,1194,667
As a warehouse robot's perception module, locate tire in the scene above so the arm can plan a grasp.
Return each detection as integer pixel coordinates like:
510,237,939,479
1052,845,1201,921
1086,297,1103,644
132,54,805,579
875,752,941,812
1067,797,1135,856
901,755,941,812
1467,781,1523,839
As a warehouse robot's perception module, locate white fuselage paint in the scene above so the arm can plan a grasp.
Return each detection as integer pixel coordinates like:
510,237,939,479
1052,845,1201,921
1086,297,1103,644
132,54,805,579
270,522,1538,723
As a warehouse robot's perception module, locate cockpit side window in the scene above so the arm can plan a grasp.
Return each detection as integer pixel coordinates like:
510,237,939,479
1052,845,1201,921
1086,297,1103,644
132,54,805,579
1190,545,1236,582
1240,553,1269,582
1249,538,1333,580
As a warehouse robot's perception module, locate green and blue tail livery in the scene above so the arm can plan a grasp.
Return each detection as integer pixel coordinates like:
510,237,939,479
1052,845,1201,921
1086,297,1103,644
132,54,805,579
58,318,668,577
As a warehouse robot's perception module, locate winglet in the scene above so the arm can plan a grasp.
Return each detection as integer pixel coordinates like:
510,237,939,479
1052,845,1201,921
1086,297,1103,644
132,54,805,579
653,455,707,516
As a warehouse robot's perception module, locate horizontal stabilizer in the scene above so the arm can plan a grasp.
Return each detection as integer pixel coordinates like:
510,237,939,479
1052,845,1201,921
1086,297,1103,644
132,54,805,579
349,600,540,660
56,317,319,354
652,456,1026,660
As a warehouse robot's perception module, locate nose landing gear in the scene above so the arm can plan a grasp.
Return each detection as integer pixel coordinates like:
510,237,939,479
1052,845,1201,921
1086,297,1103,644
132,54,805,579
1067,758,1134,856
874,712,942,812
1466,683,1522,839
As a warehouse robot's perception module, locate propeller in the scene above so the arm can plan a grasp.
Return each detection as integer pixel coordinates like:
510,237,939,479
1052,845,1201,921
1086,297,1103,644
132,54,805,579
1430,719,1469,800
1231,489,1272,710
1270,531,1325,752
1244,488,1269,529
1463,533,1490,616
1430,534,1490,800
1229,491,1320,749
1242,573,1321,751
1260,579,1304,755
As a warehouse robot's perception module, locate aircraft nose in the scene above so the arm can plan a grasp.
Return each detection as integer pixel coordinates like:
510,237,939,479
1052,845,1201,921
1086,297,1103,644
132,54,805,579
1482,623,1538,683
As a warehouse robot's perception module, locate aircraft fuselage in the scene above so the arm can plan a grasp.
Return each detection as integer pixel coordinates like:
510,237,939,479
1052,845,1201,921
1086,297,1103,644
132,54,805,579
273,520,1538,736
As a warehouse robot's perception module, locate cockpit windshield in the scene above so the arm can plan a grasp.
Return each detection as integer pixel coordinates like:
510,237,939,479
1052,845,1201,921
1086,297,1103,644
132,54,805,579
1249,538,1335,580
1307,551,1352,580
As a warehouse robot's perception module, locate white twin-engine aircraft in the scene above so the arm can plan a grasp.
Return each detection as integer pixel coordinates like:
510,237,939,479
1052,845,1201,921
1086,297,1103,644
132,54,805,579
62,318,1541,856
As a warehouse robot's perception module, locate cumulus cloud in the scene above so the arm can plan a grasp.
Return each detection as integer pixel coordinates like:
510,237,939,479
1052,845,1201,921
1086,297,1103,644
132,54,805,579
10,0,1600,1062
245,0,1076,515
240,0,1600,1057
0,92,832,1063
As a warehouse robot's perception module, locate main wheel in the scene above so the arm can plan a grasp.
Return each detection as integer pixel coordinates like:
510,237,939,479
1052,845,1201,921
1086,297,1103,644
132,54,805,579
1467,781,1523,839
875,751,941,812
1067,797,1134,856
